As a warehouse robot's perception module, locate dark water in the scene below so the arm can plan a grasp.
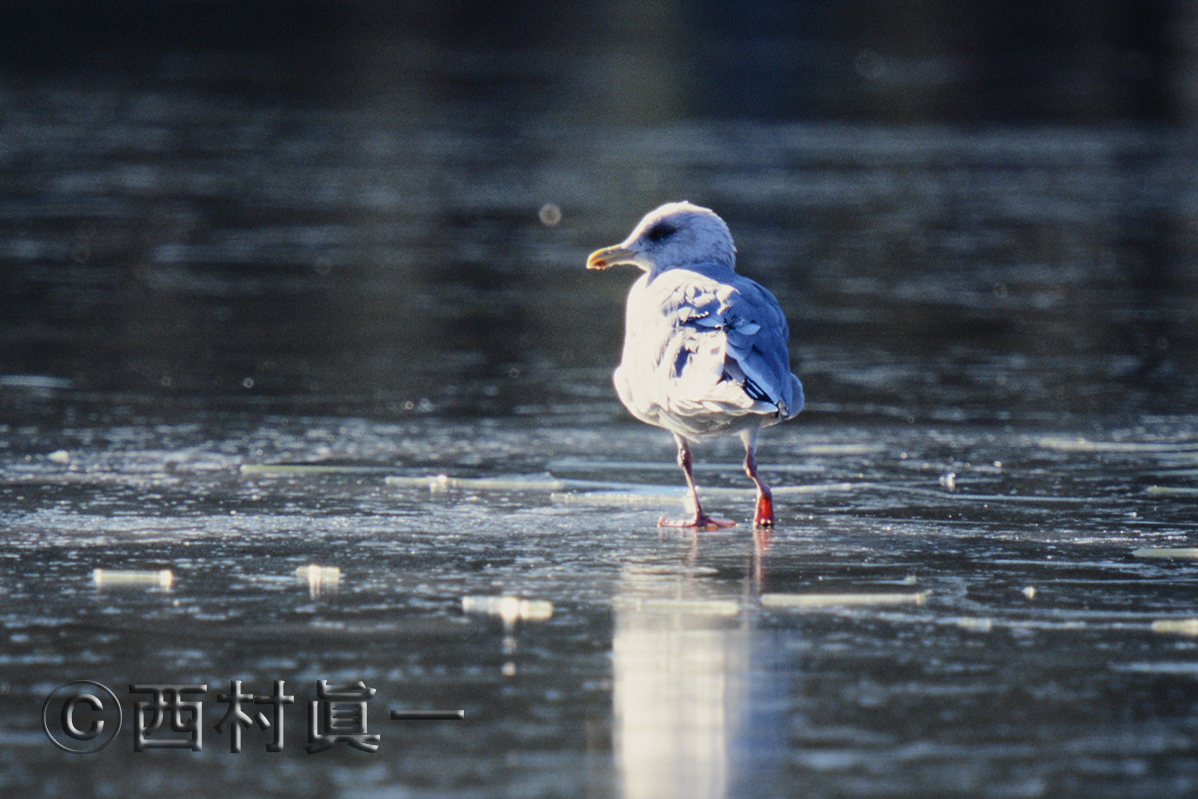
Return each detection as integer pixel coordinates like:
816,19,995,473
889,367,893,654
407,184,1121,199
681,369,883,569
4,6,1198,797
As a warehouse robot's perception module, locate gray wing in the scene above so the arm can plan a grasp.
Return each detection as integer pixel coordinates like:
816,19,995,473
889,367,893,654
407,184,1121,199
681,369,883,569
620,264,802,434
674,264,801,418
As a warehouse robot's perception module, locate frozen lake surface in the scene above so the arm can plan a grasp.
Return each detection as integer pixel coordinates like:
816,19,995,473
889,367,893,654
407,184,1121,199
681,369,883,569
3,77,1198,797
4,406,1198,797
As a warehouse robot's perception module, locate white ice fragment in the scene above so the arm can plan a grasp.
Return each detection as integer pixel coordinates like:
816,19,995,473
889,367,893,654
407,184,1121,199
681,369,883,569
1151,619,1198,636
1040,438,1198,453
761,592,927,608
0,374,72,390
1111,661,1198,674
1132,548,1198,560
550,481,856,508
240,463,394,475
939,472,956,491
953,617,994,632
462,596,553,623
547,454,874,472
613,598,739,616
624,564,720,577
93,569,173,589
551,491,680,509
48,450,71,465
1144,486,1198,497
297,565,341,596
1022,586,1037,599
388,474,570,492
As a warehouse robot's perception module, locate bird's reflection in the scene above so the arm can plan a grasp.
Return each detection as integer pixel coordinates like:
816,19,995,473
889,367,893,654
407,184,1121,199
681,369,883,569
612,531,786,799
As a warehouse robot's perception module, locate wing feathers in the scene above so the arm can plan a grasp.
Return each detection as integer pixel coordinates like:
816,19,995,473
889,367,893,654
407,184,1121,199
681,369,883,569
617,264,802,439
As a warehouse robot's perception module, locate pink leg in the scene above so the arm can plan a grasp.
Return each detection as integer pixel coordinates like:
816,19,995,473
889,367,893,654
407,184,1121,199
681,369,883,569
742,430,775,527
658,435,735,530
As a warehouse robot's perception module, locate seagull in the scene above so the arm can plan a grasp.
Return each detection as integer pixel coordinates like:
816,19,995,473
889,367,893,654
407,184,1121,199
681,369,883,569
587,201,803,529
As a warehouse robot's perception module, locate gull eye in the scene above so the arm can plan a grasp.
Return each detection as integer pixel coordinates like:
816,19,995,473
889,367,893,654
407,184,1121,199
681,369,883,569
645,223,676,243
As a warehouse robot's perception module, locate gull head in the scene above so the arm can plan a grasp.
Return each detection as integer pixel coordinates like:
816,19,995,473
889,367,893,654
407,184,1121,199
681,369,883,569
586,201,736,274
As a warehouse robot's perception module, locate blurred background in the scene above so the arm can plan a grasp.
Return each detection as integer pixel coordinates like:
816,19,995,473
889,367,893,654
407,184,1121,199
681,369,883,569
2,0,1196,424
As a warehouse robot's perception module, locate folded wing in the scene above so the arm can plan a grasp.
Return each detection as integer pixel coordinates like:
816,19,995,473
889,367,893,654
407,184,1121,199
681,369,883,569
616,264,803,439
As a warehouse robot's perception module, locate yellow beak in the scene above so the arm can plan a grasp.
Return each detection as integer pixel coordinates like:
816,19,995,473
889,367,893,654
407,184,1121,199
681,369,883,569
586,245,639,271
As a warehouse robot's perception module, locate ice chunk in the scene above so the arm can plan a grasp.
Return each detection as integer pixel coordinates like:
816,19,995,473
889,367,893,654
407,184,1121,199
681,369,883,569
92,569,172,589
761,592,927,608
462,596,553,623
